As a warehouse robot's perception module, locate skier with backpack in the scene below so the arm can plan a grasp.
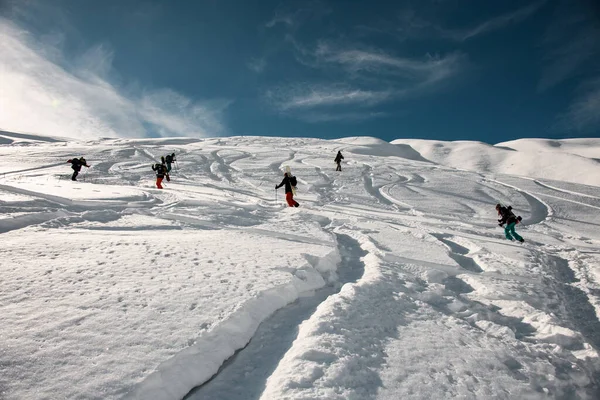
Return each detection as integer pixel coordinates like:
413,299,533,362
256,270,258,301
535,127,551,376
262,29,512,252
165,153,176,173
276,170,299,207
152,161,169,189
496,204,524,242
160,156,171,181
66,157,90,181
334,151,344,171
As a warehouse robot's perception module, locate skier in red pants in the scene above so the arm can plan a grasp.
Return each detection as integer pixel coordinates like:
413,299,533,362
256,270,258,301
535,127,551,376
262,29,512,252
151,162,169,189
276,172,299,207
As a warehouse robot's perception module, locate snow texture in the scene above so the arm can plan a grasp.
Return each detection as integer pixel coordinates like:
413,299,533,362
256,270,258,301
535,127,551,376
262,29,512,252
1,130,599,400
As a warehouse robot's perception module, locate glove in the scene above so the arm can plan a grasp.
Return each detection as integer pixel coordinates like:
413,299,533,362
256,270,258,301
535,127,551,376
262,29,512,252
275,185,278,189
498,223,504,227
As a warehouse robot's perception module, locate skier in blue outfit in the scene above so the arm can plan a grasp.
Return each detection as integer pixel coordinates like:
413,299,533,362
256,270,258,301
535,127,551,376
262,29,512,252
496,204,524,242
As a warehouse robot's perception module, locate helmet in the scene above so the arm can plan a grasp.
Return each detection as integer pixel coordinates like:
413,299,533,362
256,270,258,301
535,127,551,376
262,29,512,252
495,203,501,210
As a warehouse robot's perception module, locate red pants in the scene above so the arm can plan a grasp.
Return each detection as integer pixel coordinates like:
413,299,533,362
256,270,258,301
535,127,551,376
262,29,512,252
286,192,299,207
156,177,163,189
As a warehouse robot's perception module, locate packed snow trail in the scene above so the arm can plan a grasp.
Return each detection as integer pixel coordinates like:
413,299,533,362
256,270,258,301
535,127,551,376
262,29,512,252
0,134,599,399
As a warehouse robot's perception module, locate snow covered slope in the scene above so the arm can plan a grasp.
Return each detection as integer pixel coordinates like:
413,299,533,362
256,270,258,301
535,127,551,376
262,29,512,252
1,133,600,400
497,138,600,160
392,138,600,187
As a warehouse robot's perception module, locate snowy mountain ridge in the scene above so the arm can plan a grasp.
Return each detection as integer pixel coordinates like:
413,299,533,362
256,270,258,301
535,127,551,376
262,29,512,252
392,138,600,187
1,130,600,399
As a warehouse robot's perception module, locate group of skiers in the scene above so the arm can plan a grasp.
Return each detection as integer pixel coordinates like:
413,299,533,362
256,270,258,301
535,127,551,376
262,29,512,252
65,149,525,242
151,153,176,189
273,151,344,207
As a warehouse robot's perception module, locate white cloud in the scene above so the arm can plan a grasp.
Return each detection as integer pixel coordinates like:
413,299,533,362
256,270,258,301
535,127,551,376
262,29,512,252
380,2,545,43
448,1,546,41
299,111,388,123
0,18,229,140
138,90,231,138
267,85,392,111
265,0,331,30
563,79,600,131
247,58,267,73
317,45,465,84
538,2,600,92
264,38,466,122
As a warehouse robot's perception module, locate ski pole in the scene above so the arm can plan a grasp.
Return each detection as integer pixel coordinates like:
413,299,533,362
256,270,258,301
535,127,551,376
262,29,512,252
275,188,277,205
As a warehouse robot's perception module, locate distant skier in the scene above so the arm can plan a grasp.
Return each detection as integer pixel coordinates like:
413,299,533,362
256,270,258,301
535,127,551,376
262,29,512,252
66,157,90,181
152,162,169,189
334,151,344,171
276,172,299,207
160,156,171,181
496,204,524,242
165,153,176,173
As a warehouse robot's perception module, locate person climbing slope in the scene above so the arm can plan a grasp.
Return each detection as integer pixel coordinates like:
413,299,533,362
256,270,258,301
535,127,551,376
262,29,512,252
152,161,169,189
276,171,299,207
160,156,171,181
66,157,90,181
496,204,524,242
334,151,344,171
165,153,176,173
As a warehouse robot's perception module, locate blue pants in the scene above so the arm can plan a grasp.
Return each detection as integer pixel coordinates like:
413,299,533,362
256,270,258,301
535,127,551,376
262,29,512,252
505,222,523,241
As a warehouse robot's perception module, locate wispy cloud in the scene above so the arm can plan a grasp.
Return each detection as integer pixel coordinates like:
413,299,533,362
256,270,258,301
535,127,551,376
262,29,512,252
370,1,546,43
265,0,331,30
264,36,466,122
299,111,388,123
560,78,600,132
0,18,229,139
443,1,546,41
542,2,600,132
266,85,392,111
247,58,267,73
538,2,600,92
263,2,469,123
316,44,465,84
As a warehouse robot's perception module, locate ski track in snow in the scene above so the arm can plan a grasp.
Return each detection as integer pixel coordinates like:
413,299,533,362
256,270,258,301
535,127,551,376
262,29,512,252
1,135,600,399
184,234,366,400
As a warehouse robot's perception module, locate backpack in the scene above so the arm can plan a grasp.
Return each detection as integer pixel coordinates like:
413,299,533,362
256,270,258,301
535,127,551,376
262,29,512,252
290,176,297,186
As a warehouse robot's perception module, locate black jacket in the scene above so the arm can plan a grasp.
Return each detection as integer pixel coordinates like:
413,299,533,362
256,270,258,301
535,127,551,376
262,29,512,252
166,154,175,164
68,158,89,172
498,206,517,226
334,152,344,163
276,175,293,193
152,163,168,178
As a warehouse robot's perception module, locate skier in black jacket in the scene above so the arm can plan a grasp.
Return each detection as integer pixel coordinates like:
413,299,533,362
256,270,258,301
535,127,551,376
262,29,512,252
496,204,524,242
165,153,176,173
276,172,299,207
67,157,90,181
334,151,344,171
152,162,169,189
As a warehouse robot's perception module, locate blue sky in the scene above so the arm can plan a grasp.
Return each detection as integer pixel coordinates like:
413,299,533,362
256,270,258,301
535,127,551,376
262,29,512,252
1,0,599,143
